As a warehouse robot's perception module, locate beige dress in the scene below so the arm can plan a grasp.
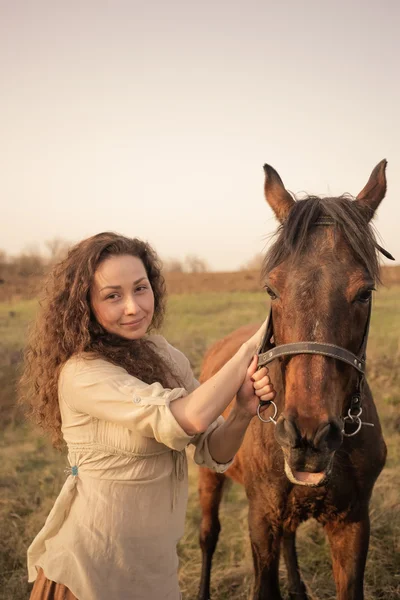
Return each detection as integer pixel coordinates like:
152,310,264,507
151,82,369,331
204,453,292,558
27,335,232,600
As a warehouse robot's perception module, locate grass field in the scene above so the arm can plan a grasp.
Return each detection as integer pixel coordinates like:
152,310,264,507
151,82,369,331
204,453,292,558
0,287,399,599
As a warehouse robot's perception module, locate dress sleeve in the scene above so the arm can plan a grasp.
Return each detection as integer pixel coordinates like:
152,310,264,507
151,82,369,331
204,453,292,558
190,417,234,473
59,357,195,451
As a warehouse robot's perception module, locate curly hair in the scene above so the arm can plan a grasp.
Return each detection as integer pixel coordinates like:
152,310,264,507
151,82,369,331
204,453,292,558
19,232,181,448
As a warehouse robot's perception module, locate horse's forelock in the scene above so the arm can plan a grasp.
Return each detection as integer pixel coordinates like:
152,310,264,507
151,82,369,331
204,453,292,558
262,195,381,283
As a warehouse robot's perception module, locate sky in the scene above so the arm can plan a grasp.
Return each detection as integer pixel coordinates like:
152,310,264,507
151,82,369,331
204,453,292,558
1,0,399,271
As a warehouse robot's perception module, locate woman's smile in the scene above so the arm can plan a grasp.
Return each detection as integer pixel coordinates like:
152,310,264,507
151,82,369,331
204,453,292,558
120,318,145,327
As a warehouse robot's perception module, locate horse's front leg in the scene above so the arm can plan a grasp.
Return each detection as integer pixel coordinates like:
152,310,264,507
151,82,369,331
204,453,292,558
197,468,226,600
282,530,309,600
248,502,283,600
324,513,370,600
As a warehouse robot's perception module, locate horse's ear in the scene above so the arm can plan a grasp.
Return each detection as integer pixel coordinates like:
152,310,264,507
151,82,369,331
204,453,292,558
355,159,387,221
263,164,295,223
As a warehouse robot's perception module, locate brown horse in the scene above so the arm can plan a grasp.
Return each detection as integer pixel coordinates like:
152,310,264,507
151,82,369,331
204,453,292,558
197,161,390,600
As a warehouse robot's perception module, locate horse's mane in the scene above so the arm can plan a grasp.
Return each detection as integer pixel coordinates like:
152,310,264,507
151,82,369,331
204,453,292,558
262,195,381,283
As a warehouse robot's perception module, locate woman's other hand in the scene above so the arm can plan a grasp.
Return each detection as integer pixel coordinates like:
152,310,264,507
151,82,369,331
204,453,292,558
235,356,276,418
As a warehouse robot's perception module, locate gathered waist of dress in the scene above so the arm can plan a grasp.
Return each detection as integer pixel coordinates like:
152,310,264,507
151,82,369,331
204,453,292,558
66,441,173,458
64,445,186,508
64,443,186,490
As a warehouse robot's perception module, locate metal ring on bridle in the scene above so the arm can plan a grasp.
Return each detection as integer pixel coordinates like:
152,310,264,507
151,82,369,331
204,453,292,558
342,407,363,437
257,401,278,424
348,406,363,419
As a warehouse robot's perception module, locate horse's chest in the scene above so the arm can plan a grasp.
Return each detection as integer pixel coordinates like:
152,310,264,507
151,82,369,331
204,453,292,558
283,485,354,529
284,487,329,527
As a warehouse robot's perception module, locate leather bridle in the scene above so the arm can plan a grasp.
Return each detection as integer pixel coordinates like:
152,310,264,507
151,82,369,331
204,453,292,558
256,218,394,437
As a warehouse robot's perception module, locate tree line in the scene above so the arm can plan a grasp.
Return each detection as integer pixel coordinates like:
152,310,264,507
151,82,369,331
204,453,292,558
0,239,211,278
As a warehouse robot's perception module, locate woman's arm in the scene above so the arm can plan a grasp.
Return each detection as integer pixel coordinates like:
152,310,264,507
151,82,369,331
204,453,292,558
205,356,274,463
169,321,274,435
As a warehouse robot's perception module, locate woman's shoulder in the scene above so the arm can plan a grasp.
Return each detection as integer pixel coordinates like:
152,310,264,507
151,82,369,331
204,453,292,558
60,353,126,380
148,334,190,369
148,334,198,390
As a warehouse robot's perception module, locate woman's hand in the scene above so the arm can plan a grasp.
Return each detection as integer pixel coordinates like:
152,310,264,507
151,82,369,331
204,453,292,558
235,355,276,419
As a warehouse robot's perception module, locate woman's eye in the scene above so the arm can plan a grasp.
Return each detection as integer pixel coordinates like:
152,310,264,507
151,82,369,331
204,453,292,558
135,286,148,293
106,293,120,300
265,286,278,300
357,289,373,303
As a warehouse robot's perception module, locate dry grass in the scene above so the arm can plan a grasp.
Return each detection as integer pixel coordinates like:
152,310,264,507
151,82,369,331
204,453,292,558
0,287,399,599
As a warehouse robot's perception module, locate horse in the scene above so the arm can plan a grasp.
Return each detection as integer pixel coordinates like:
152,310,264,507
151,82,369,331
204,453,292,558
197,161,391,600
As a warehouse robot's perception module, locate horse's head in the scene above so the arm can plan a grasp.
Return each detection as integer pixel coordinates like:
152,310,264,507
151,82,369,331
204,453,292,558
262,161,388,487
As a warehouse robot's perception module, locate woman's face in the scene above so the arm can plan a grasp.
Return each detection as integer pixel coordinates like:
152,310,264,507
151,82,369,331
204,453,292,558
90,254,155,340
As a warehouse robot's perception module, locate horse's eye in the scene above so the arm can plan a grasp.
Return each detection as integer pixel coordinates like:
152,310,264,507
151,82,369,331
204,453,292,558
265,286,278,300
357,289,374,303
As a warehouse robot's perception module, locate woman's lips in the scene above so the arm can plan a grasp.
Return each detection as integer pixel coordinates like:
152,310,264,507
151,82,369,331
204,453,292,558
120,318,144,327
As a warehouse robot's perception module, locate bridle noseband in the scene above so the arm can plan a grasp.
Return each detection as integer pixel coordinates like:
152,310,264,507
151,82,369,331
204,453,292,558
256,217,395,437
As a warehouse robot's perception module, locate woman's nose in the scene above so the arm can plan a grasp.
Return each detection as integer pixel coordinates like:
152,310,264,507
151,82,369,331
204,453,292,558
124,296,139,314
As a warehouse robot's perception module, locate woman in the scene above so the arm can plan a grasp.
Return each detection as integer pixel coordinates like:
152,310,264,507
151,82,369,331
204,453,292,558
20,232,275,600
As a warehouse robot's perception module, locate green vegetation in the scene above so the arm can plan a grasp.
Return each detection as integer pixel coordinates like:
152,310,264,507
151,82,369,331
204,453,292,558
164,292,270,375
0,288,399,599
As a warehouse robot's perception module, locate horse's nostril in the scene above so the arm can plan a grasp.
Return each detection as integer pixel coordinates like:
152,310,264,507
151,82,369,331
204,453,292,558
275,417,343,452
313,423,330,448
275,416,301,448
314,419,343,451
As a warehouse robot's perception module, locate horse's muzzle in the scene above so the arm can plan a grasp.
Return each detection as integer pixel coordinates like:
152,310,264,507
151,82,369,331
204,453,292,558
275,415,343,487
